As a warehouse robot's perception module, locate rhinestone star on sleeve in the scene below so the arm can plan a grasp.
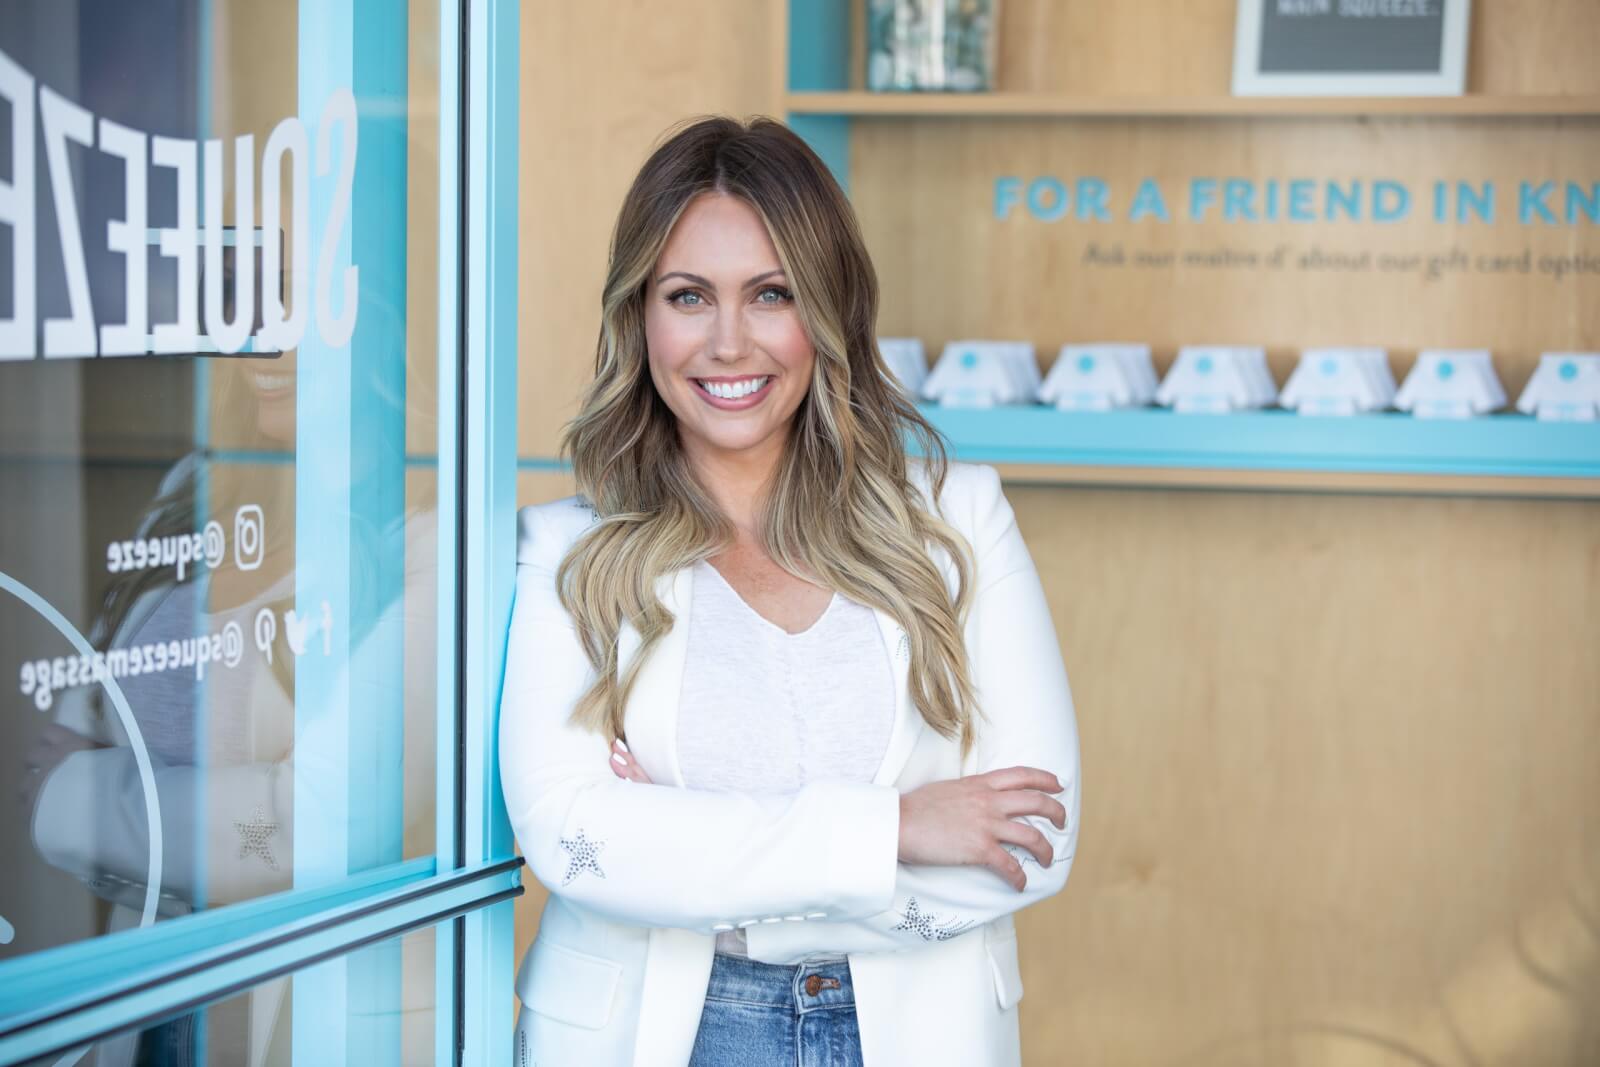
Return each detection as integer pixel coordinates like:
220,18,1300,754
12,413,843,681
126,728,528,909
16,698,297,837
558,828,606,886
234,809,280,870
891,896,974,942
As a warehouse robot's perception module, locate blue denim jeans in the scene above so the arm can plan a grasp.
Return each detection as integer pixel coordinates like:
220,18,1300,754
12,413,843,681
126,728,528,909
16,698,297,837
689,952,864,1067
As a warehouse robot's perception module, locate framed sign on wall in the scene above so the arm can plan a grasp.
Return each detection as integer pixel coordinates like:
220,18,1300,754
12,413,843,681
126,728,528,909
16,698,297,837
1232,0,1471,97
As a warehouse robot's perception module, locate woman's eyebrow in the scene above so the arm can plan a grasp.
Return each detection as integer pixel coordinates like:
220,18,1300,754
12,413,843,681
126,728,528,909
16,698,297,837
654,269,786,288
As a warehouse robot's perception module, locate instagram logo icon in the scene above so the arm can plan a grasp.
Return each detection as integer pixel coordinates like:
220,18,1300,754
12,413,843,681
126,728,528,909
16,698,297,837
235,505,264,571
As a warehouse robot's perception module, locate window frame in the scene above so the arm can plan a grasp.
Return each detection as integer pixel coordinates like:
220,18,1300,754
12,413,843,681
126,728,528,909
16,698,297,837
0,0,522,1061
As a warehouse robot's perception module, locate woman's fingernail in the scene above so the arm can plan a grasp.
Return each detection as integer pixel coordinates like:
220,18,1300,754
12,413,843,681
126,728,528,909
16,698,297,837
612,752,627,766
615,739,629,753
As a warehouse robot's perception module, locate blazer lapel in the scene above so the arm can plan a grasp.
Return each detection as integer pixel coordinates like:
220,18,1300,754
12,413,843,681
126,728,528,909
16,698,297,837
869,606,923,787
621,568,708,1067
618,566,694,788
632,927,713,1067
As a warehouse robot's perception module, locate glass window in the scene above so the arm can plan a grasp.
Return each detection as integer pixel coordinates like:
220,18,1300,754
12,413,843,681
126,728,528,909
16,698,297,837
0,0,440,958
0,0,525,1057
52,923,441,1067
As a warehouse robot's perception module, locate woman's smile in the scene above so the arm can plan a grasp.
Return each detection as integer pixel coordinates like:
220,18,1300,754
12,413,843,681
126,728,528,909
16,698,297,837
691,373,777,409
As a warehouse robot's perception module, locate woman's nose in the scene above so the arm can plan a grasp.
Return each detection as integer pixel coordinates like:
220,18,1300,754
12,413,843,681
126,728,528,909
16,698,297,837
710,306,748,360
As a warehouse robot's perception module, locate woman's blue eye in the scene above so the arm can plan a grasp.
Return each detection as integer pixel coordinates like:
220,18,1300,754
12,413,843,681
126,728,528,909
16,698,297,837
668,286,790,307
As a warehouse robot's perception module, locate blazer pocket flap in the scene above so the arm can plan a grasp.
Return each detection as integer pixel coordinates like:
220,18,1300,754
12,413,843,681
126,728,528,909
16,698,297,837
984,932,1024,1012
517,938,622,1030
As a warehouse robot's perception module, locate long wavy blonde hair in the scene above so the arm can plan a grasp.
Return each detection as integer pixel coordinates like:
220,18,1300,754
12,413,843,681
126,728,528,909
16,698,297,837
558,115,984,755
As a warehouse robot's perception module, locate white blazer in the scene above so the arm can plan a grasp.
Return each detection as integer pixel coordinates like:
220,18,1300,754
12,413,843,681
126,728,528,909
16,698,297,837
499,460,1081,1067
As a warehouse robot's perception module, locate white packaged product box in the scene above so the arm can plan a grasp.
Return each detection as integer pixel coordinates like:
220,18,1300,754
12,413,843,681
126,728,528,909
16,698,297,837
1039,344,1157,411
1516,353,1600,421
1155,346,1277,414
922,341,1040,407
877,337,928,397
1395,350,1505,418
1280,347,1397,416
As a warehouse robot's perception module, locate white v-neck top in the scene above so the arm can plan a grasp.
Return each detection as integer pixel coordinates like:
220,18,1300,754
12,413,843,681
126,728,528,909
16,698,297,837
676,558,895,959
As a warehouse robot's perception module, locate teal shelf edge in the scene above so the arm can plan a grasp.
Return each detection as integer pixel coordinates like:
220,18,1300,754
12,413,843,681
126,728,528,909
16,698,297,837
158,411,1596,484
911,405,1600,480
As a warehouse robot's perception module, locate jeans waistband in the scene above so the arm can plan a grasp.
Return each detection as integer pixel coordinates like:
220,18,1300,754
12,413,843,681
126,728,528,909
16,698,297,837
704,952,856,1013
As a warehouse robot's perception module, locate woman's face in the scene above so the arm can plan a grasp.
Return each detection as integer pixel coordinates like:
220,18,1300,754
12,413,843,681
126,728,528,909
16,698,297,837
644,192,815,469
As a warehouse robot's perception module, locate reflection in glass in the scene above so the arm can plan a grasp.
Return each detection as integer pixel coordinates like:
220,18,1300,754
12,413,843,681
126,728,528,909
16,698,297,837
24,923,438,1067
0,0,442,1059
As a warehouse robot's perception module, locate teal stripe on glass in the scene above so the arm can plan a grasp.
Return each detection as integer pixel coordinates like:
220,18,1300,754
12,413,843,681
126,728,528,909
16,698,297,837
345,4,409,1060
293,1,357,1051
292,0,410,1061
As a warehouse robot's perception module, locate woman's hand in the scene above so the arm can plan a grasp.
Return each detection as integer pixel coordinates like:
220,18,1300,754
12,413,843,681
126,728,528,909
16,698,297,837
897,767,1067,892
609,738,653,784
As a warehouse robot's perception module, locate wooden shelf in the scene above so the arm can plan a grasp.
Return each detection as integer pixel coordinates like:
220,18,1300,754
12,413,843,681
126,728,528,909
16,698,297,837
786,91,1600,119
911,405,1600,497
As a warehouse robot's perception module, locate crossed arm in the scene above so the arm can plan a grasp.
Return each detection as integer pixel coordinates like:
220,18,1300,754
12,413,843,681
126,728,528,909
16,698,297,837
498,465,1080,956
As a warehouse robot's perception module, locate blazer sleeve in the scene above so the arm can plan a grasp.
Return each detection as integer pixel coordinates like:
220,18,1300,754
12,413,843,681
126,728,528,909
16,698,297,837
498,504,903,932
745,464,1081,962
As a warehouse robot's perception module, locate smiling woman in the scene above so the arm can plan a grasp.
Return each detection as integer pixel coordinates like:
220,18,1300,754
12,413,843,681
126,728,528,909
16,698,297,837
499,115,1080,1067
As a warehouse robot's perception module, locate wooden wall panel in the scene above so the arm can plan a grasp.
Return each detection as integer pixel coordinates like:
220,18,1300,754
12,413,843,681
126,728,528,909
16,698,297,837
1009,484,1600,1064
966,0,1600,97
516,1,777,460
1468,0,1600,96
994,0,1238,96
852,115,1600,398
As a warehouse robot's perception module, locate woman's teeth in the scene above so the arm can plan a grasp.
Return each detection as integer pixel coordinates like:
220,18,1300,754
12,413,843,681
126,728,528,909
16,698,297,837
697,376,770,399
